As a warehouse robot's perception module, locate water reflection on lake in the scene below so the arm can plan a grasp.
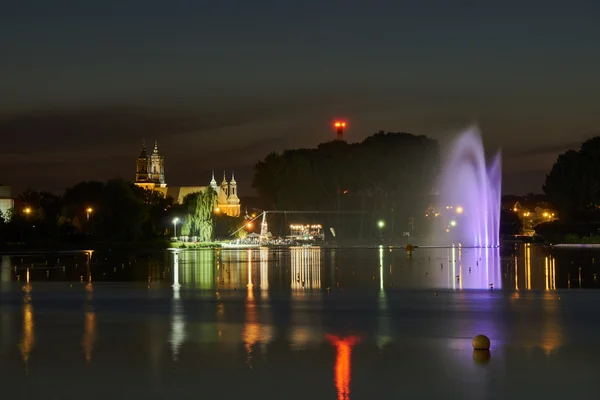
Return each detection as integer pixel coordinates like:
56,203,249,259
1,245,600,399
1,244,598,290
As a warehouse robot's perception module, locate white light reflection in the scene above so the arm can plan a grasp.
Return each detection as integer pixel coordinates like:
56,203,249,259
0,256,10,352
377,246,391,350
259,247,269,293
169,250,186,361
451,244,456,290
291,246,321,289
0,256,10,288
290,247,322,350
0,257,11,356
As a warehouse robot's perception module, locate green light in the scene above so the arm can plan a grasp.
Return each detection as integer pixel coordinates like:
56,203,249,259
377,220,385,228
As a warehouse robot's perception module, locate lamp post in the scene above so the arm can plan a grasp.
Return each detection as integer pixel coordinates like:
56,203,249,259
23,207,31,216
173,218,179,239
86,207,93,221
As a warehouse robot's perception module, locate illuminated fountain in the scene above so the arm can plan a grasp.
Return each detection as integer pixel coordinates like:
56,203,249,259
438,126,502,248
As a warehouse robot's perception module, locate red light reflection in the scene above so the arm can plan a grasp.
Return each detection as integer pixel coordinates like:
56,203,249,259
326,335,360,400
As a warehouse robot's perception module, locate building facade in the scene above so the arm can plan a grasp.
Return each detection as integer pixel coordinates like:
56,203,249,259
134,141,240,217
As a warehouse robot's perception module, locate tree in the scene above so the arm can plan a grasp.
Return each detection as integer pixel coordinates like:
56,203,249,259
8,189,63,243
101,179,148,242
179,188,218,241
544,137,600,219
135,187,175,239
499,209,523,235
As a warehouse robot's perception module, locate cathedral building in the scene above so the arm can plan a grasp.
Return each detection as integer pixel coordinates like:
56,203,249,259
134,140,240,217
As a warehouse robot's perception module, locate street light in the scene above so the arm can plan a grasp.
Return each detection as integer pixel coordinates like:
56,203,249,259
455,206,463,214
377,220,385,241
86,207,93,220
173,217,179,239
23,207,31,215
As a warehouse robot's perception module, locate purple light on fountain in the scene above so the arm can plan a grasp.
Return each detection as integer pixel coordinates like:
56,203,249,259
439,127,501,247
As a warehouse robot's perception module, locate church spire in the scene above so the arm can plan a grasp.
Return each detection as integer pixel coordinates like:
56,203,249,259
227,170,239,205
139,139,148,157
209,170,218,192
153,140,159,154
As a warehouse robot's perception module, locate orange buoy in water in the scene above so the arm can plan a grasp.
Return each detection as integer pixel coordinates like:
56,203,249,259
472,335,491,350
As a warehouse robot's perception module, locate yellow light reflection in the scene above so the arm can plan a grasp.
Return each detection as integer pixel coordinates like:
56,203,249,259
82,278,96,363
541,293,563,355
524,244,531,290
544,255,557,291
327,335,360,400
82,308,96,363
243,249,260,368
552,257,556,290
514,253,518,290
20,302,34,370
545,257,549,291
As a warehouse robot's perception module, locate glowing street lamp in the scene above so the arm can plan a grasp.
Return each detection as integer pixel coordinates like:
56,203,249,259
86,207,93,220
455,206,463,214
23,207,31,215
377,220,385,240
449,220,457,227
246,222,253,230
173,217,179,238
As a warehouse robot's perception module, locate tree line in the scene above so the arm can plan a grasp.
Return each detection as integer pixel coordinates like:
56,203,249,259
537,136,600,241
0,179,240,249
252,131,440,239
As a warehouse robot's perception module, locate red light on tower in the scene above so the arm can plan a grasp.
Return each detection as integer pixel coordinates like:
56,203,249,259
334,120,347,141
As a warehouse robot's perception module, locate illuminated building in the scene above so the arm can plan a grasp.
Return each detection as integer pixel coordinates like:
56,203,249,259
134,140,240,216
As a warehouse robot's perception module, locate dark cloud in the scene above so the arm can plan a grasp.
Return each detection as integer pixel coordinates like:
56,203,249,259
503,141,582,159
502,169,548,196
0,106,265,153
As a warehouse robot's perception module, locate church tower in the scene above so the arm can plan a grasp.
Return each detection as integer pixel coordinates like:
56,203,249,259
227,171,240,205
148,140,166,187
218,171,229,205
135,140,149,183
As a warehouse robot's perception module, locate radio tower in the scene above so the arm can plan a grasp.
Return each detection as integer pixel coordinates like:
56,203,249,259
334,121,347,141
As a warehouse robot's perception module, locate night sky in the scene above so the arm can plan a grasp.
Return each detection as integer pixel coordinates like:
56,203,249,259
1,0,599,196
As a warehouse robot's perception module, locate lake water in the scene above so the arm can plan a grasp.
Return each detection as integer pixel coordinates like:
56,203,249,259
1,245,600,399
